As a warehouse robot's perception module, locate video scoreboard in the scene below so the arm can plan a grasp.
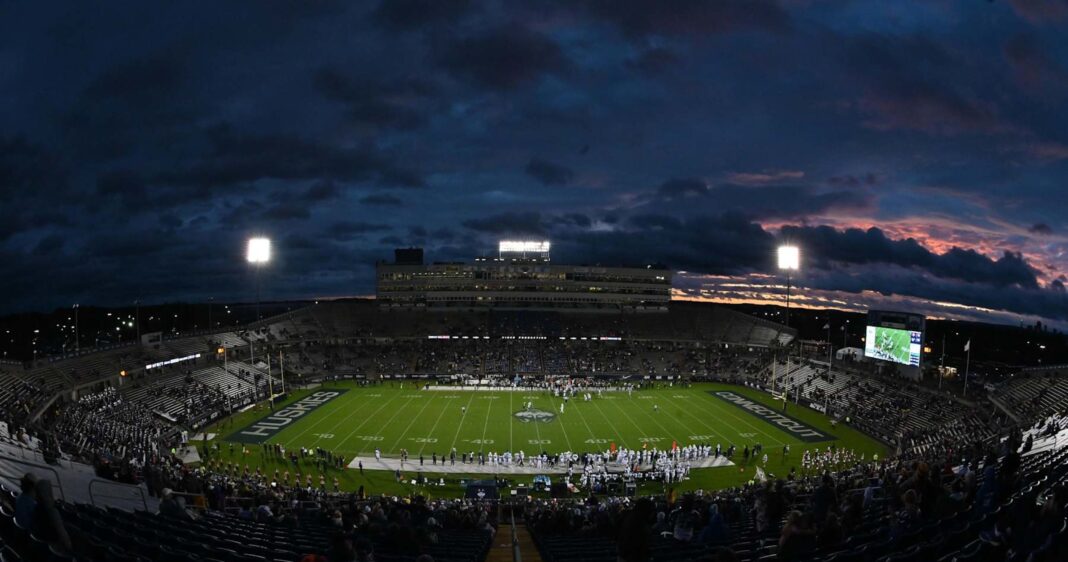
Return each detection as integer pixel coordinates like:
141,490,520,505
864,310,926,368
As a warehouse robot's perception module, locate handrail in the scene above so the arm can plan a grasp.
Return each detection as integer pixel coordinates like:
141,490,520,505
169,490,209,511
510,510,522,562
88,478,148,511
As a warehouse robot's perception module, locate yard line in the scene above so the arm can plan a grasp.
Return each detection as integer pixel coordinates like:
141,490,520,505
387,391,436,453
567,393,600,448
418,394,456,456
667,396,735,445
348,395,418,454
509,390,513,452
544,391,573,451
332,391,410,453
281,384,378,446
284,386,383,447
599,394,650,444
587,392,627,445
447,393,478,453
477,395,493,453
692,389,787,446
620,393,709,449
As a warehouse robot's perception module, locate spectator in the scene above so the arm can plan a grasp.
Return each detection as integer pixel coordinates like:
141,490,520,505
618,498,653,562
14,473,37,529
30,479,72,554
159,488,191,520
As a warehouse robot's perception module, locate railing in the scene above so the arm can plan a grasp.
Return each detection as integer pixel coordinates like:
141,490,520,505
510,511,522,562
170,490,209,512
0,452,66,502
88,478,148,511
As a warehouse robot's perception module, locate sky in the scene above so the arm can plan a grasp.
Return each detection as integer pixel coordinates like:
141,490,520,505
1,0,1066,329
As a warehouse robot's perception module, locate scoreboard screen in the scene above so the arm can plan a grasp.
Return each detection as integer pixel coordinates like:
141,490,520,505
864,325,922,367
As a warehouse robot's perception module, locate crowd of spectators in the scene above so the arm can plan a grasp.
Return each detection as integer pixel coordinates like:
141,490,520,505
526,420,1068,562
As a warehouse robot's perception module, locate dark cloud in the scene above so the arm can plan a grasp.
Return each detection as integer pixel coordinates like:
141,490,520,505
327,221,392,240
436,24,568,90
827,173,878,188
657,178,709,198
0,137,67,200
32,234,64,256
462,211,546,235
314,68,436,131
857,84,1010,136
1030,223,1053,235
301,180,342,202
152,126,424,191
373,0,473,30
1004,34,1068,94
62,56,192,158
1008,0,1068,23
549,213,592,228
559,0,791,39
779,225,1039,288
158,214,183,229
525,158,575,186
625,47,680,75
360,194,404,206
96,170,146,206
647,179,874,221
0,0,1065,331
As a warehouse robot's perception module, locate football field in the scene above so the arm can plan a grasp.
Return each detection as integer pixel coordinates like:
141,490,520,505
207,381,886,494
203,382,888,497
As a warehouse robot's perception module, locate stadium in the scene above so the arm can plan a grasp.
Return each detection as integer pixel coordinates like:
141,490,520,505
4,3,1068,562
0,239,1064,562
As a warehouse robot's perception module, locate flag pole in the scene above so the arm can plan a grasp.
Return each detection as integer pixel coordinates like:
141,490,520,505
827,322,833,376
826,321,832,413
963,339,971,398
939,333,945,390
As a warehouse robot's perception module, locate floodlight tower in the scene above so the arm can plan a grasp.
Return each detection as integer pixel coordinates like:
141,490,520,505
247,237,271,365
777,245,800,327
773,245,800,401
247,237,271,320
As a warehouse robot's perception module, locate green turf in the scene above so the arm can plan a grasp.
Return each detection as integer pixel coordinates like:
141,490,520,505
201,382,888,497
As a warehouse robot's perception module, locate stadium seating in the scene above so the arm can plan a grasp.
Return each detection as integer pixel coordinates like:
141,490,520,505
1,301,1065,562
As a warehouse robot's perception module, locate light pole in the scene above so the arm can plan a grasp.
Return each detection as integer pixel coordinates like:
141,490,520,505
777,246,800,327
135,299,141,343
73,304,80,354
247,237,271,364
775,245,800,400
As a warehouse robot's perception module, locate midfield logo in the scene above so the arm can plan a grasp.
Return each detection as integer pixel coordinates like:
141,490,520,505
514,408,555,423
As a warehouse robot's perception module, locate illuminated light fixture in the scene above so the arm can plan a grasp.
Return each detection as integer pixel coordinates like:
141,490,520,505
247,237,271,264
777,245,800,271
498,240,550,253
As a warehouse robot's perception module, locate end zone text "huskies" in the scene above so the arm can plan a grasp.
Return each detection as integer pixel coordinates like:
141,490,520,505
228,390,348,444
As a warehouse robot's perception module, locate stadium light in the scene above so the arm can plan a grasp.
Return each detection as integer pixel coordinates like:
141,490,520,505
247,237,271,264
777,245,800,271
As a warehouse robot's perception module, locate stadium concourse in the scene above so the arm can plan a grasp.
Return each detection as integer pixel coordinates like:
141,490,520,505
0,301,1062,561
